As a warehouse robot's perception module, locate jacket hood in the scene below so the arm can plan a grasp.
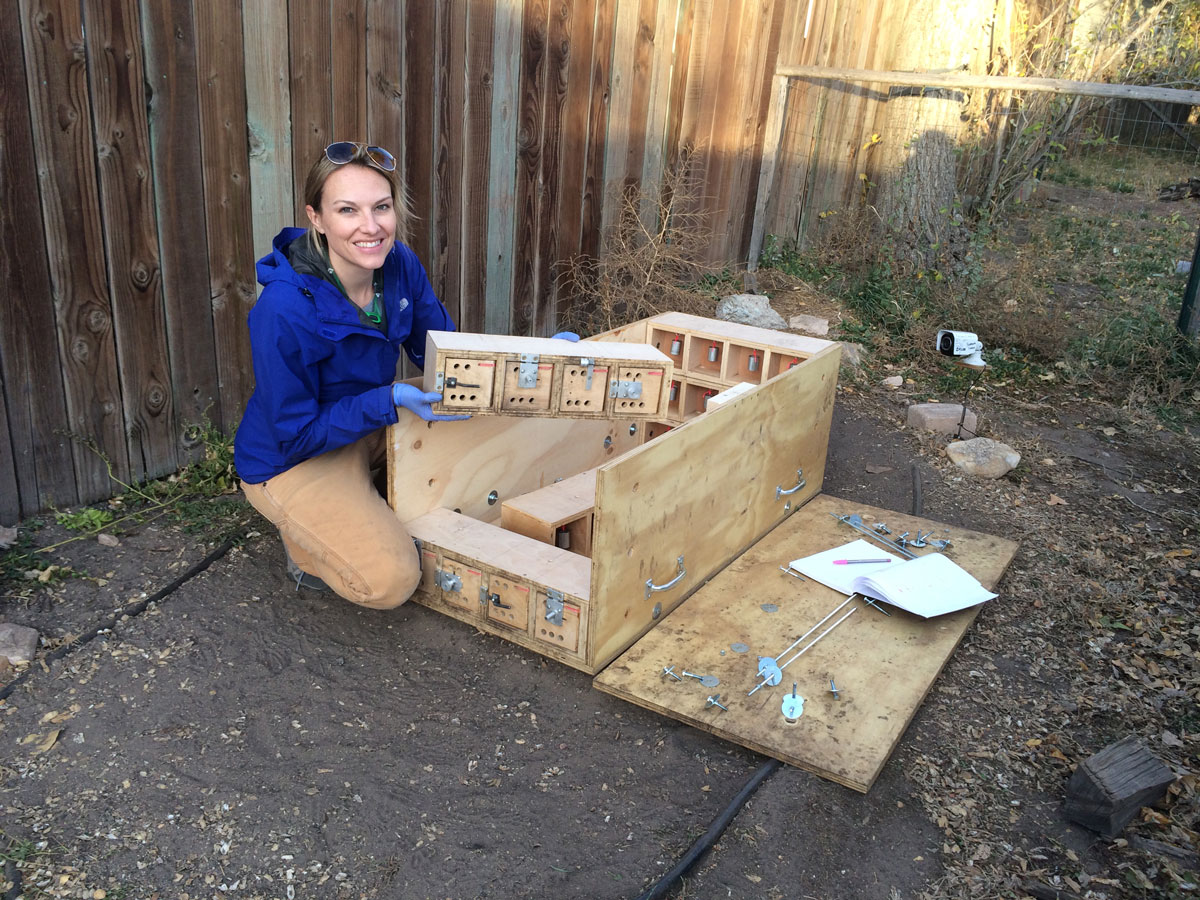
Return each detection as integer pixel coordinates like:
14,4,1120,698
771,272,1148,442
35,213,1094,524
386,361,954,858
255,227,313,290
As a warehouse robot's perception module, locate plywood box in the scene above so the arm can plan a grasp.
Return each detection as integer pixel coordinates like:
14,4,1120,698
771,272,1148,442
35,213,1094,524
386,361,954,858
394,313,840,673
422,331,672,419
390,313,1018,791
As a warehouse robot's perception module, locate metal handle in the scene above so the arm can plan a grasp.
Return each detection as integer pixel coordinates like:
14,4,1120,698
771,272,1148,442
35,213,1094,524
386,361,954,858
776,470,806,499
645,555,686,600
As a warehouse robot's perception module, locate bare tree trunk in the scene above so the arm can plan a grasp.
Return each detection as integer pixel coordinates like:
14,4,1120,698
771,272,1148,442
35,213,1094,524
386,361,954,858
872,0,994,274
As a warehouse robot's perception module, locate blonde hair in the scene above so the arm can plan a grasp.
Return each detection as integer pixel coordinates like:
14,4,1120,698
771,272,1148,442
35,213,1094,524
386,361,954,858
303,144,414,253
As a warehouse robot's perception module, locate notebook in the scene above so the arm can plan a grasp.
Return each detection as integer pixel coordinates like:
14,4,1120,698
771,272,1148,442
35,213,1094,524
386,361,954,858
789,539,997,618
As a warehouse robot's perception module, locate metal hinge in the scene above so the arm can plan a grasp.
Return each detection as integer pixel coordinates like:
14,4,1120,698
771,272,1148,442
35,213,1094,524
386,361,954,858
544,589,565,626
518,353,540,388
434,371,445,391
434,569,462,592
609,379,643,400
580,357,594,390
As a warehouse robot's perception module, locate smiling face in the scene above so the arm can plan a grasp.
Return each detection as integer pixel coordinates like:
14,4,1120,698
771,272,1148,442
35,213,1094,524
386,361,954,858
305,163,397,285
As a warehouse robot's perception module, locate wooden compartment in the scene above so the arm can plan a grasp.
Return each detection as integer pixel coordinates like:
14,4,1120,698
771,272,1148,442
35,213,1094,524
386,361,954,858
684,335,724,377
440,357,496,410
501,469,596,558
767,350,804,380
649,327,686,362
424,331,672,419
725,344,766,383
500,357,554,412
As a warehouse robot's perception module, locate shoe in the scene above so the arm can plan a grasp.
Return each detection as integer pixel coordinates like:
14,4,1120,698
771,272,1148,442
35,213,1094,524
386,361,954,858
283,542,332,593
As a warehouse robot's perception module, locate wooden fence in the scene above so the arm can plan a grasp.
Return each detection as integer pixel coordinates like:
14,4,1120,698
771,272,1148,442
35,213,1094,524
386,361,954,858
1,0,815,521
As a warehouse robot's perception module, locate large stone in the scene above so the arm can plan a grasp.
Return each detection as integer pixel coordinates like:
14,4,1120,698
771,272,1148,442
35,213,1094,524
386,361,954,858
945,438,1020,479
907,402,979,436
787,313,829,336
0,622,39,663
716,293,787,330
838,342,866,367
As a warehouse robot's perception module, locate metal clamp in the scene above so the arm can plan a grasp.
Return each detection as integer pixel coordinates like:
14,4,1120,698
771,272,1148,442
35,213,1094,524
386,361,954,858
609,379,644,400
434,569,462,592
518,353,540,388
544,589,565,626
645,555,686,600
776,470,806,500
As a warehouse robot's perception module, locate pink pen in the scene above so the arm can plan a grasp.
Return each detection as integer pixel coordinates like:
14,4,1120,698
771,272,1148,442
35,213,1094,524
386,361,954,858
832,558,893,565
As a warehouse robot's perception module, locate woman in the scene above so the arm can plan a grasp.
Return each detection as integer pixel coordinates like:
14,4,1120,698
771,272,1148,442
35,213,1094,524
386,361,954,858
234,141,466,608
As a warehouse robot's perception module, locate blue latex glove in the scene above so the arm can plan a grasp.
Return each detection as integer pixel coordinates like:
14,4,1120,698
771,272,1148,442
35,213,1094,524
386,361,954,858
552,331,580,342
392,383,471,422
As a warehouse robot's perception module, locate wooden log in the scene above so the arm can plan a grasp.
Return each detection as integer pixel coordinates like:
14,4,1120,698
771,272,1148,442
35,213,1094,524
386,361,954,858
1064,736,1175,837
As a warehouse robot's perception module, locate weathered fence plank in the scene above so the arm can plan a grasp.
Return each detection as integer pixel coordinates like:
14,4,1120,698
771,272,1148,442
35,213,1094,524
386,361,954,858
484,0,522,335
366,0,405,165
405,2,437,281
512,0,550,336
437,2,466,326
195,0,256,432
461,0,497,333
84,0,177,481
0,12,76,515
289,0,334,219
19,0,128,500
141,0,222,437
332,0,369,141
242,0,295,272
578,0,616,261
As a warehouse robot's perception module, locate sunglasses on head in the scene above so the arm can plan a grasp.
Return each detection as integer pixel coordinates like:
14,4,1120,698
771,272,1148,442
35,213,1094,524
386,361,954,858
324,141,397,173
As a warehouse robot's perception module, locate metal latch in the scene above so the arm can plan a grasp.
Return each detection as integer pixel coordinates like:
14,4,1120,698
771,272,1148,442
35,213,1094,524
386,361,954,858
435,569,462,592
580,358,594,391
544,589,565,626
609,379,643,400
518,353,540,388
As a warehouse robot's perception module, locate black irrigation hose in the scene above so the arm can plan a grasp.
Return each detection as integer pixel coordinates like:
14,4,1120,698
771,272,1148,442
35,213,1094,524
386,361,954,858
632,758,782,900
0,535,239,704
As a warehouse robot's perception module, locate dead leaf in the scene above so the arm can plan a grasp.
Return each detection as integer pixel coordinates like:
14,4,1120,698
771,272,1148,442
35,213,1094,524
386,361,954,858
1164,548,1194,559
1102,427,1117,436
746,874,762,884
97,533,119,547
1162,730,1185,748
0,524,17,549
1047,494,1067,506
865,464,894,474
31,728,61,755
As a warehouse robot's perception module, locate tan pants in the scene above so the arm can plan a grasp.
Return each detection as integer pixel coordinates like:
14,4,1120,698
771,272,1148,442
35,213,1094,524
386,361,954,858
240,429,420,609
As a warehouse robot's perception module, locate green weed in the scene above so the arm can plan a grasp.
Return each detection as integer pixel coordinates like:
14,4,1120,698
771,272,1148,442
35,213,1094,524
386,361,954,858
54,506,114,533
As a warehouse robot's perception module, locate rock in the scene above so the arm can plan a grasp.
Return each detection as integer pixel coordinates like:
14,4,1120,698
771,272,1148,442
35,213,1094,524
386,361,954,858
907,402,978,436
838,343,866,367
97,532,120,547
945,438,1020,478
0,622,39,663
882,375,903,389
787,313,829,336
715,294,786,330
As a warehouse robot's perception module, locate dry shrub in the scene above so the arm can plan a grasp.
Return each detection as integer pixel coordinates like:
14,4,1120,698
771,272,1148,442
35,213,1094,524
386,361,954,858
557,148,723,337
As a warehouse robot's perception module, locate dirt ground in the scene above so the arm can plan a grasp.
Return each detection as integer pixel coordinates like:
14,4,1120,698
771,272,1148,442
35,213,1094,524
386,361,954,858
2,345,1198,899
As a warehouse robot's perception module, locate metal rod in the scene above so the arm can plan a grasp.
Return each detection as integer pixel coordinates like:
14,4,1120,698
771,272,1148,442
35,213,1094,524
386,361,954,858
776,607,857,671
830,513,916,559
772,596,855,662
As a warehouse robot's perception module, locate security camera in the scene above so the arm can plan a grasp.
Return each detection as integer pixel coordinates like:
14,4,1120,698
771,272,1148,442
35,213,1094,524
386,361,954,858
936,330,986,369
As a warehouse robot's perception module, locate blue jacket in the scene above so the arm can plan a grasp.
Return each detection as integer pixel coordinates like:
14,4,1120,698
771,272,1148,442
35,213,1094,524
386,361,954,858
234,227,455,483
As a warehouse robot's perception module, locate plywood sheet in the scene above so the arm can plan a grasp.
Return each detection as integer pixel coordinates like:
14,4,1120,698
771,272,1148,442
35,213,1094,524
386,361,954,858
594,493,1019,792
588,343,841,669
